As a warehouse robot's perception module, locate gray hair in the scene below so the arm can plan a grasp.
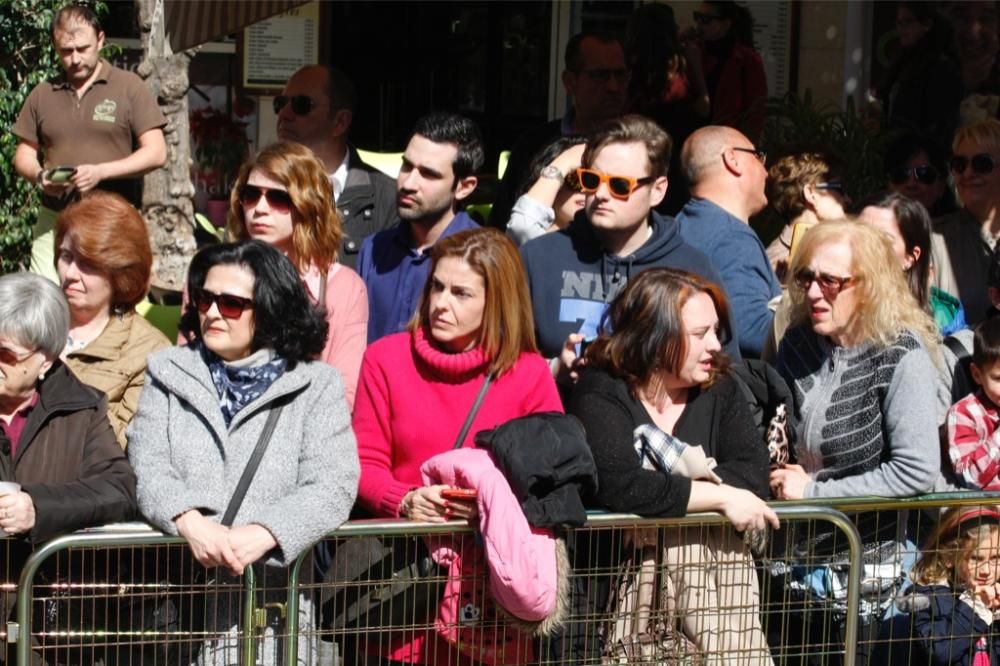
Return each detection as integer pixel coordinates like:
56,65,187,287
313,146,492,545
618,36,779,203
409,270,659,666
0,273,69,357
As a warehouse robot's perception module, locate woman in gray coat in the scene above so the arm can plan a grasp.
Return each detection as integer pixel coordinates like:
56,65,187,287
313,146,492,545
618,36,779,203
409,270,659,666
128,240,359,663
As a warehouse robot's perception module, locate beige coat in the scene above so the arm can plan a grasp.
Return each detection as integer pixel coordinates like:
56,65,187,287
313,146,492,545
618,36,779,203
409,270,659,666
64,311,170,448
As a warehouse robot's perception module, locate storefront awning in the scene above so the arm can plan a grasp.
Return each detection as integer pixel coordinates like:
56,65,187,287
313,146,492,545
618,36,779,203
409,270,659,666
164,1,309,53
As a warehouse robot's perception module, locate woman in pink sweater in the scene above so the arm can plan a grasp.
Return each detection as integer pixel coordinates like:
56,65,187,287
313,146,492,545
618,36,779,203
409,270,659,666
353,227,562,664
227,142,368,407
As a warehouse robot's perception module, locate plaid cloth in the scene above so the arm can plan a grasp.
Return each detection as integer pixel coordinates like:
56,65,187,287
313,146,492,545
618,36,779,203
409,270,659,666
947,390,1000,490
633,423,688,472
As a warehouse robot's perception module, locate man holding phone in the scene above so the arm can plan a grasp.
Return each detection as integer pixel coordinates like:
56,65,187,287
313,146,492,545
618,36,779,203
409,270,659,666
12,4,166,281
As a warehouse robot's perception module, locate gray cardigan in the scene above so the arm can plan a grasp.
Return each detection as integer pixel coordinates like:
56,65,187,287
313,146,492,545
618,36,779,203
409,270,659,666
127,345,359,564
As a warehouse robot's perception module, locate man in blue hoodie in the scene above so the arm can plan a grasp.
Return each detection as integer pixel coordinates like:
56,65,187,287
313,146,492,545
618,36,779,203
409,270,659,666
357,112,482,343
521,115,737,379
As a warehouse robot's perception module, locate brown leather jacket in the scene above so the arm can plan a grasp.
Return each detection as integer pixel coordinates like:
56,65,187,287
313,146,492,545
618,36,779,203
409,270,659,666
64,311,170,448
1,361,138,545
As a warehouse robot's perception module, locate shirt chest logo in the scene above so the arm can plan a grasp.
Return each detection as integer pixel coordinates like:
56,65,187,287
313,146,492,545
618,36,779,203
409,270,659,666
93,99,117,123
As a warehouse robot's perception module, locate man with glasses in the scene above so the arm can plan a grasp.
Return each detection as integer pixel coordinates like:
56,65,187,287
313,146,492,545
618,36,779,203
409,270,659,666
12,5,166,282
489,32,628,231
932,118,1000,324
676,125,780,358
276,65,396,268
521,115,736,384
357,112,482,343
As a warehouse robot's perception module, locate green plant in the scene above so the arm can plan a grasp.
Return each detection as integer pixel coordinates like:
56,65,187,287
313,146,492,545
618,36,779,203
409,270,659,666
754,89,895,245
0,0,107,273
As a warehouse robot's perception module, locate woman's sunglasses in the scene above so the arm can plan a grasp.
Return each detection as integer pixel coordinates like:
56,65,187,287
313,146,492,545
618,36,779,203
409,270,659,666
0,345,36,366
239,184,294,214
191,288,254,319
792,268,857,299
887,164,939,185
949,153,995,176
575,168,655,201
272,95,315,116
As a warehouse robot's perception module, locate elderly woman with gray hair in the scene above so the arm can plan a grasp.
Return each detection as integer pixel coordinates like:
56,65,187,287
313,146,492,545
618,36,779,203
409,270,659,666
0,272,137,543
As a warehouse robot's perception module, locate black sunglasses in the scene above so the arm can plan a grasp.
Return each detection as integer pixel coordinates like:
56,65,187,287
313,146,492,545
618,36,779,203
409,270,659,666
563,171,583,193
792,268,858,298
950,153,995,176
693,11,724,24
732,146,767,165
273,95,315,116
887,164,939,185
191,288,254,319
815,181,845,194
239,184,294,213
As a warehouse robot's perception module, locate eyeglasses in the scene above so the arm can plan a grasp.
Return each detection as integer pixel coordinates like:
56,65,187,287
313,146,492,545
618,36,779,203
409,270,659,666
576,168,656,200
815,181,845,194
950,153,995,176
272,95,315,115
792,268,858,298
0,345,36,366
563,171,584,193
191,288,254,319
579,68,631,84
732,146,767,165
887,164,939,185
693,11,725,24
239,184,294,214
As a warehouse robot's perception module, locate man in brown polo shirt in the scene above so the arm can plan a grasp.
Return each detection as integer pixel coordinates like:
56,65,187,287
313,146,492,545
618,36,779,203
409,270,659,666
12,4,166,281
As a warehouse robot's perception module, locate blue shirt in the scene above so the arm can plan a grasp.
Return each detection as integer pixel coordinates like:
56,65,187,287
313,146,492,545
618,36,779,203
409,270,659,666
677,198,781,358
357,212,480,343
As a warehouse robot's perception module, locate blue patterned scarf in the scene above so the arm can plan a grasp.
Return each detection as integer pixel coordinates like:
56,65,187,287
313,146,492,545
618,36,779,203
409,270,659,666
199,343,287,427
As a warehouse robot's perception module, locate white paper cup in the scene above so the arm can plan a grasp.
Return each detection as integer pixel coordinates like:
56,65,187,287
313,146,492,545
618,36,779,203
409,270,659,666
0,481,21,537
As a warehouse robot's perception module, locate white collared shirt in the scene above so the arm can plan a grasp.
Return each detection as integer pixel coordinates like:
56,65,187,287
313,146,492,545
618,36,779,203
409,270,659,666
330,150,350,201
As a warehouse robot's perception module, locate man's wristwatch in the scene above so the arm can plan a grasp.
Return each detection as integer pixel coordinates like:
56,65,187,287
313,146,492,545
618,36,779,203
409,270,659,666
540,165,564,181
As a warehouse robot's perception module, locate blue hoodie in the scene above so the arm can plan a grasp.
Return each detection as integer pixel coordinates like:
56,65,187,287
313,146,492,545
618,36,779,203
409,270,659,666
521,210,740,360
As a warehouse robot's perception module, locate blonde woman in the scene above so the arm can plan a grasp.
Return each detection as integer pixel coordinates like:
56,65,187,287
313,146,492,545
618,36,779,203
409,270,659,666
768,220,941,664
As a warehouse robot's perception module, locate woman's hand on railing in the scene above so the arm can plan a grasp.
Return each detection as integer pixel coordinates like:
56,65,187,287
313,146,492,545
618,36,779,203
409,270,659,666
0,491,35,535
175,510,243,575
720,487,780,532
770,464,811,500
227,524,278,571
401,485,478,523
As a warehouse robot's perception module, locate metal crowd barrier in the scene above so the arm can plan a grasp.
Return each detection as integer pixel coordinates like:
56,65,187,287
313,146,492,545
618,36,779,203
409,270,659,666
7,494,999,665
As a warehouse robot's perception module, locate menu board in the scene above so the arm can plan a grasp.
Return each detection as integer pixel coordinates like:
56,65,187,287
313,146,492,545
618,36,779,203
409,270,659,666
241,2,320,91
751,2,794,98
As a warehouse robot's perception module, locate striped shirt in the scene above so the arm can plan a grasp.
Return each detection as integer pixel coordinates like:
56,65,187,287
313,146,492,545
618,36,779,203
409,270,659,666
947,390,1000,490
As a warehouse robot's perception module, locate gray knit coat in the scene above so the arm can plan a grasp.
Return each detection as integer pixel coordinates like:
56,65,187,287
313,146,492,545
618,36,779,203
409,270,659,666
127,345,359,564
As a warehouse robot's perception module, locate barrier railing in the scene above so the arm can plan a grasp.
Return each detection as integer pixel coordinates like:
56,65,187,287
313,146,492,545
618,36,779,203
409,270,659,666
9,494,1000,665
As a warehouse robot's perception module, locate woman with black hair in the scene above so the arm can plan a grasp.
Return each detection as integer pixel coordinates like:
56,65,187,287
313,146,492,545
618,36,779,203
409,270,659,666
506,135,587,245
128,240,359,663
884,132,958,218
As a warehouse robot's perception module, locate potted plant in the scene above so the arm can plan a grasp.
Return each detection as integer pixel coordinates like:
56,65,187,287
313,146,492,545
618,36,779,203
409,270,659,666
189,105,250,227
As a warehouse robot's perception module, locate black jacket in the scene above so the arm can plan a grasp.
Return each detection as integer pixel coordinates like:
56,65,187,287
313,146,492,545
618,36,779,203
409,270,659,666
337,147,398,269
475,412,598,528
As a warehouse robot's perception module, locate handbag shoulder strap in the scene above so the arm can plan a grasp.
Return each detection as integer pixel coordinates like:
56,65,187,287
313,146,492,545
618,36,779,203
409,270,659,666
221,403,285,526
452,372,493,449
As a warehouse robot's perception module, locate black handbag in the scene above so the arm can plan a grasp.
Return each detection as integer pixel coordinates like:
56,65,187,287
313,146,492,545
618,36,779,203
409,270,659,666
322,372,493,644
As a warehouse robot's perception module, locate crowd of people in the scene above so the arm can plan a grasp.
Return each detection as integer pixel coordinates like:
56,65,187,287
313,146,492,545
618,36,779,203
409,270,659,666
10,2,1000,665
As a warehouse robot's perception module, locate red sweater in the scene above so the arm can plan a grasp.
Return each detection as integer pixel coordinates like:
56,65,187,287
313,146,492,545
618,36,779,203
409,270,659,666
353,329,563,519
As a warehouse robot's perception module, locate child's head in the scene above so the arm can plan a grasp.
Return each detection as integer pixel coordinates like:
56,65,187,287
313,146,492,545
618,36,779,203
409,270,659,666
972,317,1000,406
913,506,1000,589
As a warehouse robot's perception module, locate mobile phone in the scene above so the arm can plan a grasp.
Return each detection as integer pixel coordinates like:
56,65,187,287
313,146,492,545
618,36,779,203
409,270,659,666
441,488,477,501
44,167,77,183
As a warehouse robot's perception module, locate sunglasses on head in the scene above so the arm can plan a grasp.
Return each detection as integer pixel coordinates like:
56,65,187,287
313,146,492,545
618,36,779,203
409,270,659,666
575,168,656,201
191,288,254,319
950,153,995,176
272,95,315,116
239,184,294,214
792,268,858,298
887,164,939,185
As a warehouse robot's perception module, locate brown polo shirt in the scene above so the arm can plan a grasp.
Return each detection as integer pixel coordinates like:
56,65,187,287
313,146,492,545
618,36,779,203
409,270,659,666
12,60,166,209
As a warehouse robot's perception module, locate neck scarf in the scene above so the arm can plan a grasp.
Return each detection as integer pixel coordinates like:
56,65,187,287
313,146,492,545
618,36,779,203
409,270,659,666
200,343,287,427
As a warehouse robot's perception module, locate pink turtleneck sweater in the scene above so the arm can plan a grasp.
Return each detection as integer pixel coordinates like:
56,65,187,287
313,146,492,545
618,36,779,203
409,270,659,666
353,329,563,519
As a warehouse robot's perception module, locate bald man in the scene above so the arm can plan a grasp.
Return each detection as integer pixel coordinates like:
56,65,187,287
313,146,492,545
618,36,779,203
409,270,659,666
676,126,780,358
276,65,396,268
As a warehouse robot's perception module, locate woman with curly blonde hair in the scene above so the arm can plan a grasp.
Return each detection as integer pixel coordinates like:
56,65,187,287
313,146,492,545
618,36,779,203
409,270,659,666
764,151,847,282
227,141,367,406
767,220,942,665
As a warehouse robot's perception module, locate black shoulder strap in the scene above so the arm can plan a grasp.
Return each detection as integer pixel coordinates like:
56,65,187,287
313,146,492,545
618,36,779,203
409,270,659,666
452,372,493,449
943,334,971,362
221,403,285,526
